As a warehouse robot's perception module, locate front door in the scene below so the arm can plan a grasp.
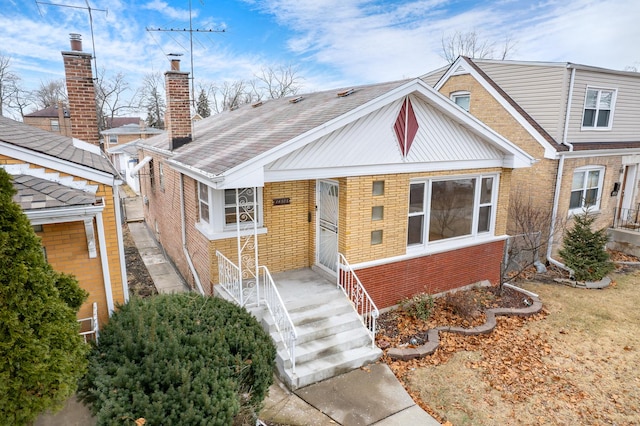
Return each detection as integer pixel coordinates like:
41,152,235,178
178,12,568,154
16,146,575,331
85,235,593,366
317,180,339,274
618,165,638,223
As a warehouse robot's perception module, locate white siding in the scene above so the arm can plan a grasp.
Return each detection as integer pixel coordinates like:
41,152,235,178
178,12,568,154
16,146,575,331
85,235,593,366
567,70,640,143
478,62,569,141
266,95,503,172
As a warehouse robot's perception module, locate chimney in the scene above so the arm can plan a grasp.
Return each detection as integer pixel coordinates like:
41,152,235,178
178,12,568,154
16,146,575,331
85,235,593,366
164,57,192,150
61,33,100,146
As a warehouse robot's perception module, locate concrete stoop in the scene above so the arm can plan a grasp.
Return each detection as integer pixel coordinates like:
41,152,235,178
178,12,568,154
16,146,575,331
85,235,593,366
265,293,382,390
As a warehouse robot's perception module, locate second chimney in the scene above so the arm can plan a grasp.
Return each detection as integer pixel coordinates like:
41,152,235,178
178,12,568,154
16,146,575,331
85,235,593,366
62,33,100,146
165,58,192,151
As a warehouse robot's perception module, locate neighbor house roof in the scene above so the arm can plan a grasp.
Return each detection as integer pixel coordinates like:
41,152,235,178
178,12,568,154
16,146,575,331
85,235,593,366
0,115,117,176
11,174,97,210
24,104,70,118
104,117,142,129
101,123,163,136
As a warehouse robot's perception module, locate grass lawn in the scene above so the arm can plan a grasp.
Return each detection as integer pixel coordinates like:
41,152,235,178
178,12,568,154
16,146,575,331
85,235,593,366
402,269,640,425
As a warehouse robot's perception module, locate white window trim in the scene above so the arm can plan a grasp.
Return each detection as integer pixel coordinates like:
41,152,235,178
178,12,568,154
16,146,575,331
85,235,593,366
407,173,499,255
196,183,266,240
568,166,605,216
450,91,471,112
581,86,617,131
159,162,165,191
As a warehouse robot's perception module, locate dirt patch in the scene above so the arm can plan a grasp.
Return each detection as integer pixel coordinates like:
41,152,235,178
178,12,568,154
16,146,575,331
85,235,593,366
389,272,640,425
123,224,157,298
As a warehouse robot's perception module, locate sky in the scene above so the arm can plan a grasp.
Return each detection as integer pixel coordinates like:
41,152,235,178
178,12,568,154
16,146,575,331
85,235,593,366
0,0,639,117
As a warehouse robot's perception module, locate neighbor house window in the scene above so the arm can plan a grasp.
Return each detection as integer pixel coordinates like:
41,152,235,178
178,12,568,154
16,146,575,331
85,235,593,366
149,159,155,190
50,119,60,131
198,182,210,223
569,167,605,213
159,162,165,191
451,92,471,112
108,134,118,145
408,175,496,247
582,88,615,129
197,183,263,238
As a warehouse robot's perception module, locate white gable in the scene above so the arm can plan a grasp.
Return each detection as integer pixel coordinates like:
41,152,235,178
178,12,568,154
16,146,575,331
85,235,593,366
265,94,504,181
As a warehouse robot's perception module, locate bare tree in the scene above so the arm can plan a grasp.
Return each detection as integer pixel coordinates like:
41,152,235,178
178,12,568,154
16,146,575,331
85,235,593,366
252,64,302,100
0,53,21,117
501,194,563,285
138,72,165,129
32,79,67,109
8,86,33,119
95,69,137,131
441,30,516,63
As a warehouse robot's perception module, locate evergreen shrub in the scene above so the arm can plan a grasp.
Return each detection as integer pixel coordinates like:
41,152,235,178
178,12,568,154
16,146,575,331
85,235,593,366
78,293,276,425
559,211,614,281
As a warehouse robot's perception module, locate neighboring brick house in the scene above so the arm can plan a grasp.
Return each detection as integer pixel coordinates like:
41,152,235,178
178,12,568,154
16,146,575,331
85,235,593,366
23,103,72,137
423,57,640,267
0,115,128,329
137,58,534,309
0,34,129,331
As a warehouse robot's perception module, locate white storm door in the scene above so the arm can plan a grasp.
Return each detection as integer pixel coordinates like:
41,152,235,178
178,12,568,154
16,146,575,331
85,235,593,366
317,180,339,274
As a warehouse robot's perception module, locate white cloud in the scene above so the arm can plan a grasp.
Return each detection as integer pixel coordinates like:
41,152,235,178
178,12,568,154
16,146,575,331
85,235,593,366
141,0,195,22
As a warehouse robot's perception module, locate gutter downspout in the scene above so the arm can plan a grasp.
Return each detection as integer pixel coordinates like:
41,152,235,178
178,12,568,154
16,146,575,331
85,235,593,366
112,179,129,303
96,208,115,314
180,174,205,295
547,66,576,277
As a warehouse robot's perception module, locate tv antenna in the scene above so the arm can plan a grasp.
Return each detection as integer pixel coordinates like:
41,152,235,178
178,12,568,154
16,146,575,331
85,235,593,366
146,0,225,108
35,0,107,79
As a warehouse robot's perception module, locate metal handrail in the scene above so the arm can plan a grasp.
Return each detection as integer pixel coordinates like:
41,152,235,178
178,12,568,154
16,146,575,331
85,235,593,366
612,207,640,231
78,302,99,343
336,253,379,347
216,250,243,305
260,266,298,373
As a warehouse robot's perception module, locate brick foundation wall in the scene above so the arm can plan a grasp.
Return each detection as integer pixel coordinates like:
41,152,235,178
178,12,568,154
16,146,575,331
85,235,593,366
356,239,504,309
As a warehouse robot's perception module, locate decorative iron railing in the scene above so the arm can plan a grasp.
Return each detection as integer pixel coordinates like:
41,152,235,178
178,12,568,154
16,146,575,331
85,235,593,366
260,266,298,373
216,250,243,305
78,302,99,343
612,206,640,231
336,253,379,347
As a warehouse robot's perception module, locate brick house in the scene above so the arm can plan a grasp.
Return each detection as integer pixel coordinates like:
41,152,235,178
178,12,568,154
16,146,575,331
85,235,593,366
23,103,72,136
0,34,128,333
0,116,127,331
423,57,640,268
135,59,533,387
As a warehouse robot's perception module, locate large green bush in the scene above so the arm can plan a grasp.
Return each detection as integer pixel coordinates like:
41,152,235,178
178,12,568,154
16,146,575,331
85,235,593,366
78,293,276,425
0,168,88,426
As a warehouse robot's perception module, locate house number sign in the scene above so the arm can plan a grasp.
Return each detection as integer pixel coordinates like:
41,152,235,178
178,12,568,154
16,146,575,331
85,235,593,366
272,198,291,205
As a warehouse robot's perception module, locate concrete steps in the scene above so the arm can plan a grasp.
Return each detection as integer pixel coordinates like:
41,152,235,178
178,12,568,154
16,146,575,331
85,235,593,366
214,270,382,390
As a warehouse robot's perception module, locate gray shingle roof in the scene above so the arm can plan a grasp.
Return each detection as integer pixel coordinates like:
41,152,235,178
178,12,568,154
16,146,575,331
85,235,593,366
11,174,97,210
0,116,117,175
141,79,410,176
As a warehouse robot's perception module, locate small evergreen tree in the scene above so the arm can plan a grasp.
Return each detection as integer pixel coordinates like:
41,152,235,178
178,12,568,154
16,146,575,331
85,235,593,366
0,168,88,425
559,211,614,281
196,88,211,118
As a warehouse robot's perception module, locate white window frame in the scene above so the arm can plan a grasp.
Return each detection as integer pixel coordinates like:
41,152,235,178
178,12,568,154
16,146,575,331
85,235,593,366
196,182,266,240
450,91,471,112
407,173,498,253
581,87,616,130
108,134,118,145
50,119,60,131
159,162,165,191
568,166,605,215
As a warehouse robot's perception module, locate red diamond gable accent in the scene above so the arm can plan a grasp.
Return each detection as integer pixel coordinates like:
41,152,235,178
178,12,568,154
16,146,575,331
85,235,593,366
394,97,419,156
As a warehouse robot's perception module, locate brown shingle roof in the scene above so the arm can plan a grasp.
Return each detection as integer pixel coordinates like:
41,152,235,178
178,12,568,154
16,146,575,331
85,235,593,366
11,174,96,210
0,116,117,175
142,79,410,176
24,105,70,118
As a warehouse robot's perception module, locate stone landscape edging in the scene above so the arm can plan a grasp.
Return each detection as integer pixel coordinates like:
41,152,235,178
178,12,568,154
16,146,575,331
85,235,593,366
386,284,543,361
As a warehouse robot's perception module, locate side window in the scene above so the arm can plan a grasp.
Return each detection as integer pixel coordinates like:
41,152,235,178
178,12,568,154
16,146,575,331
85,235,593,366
50,119,60,131
451,91,470,112
198,182,210,223
149,159,155,190
569,167,604,213
582,88,615,129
